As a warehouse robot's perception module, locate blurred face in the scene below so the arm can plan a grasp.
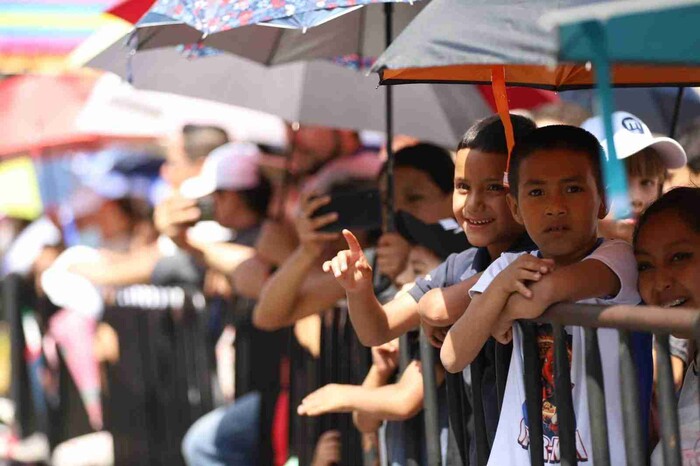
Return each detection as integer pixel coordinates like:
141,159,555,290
636,210,700,311
160,134,203,189
213,190,246,229
453,149,524,255
289,126,341,176
666,165,700,191
390,166,452,224
508,149,607,265
628,175,662,219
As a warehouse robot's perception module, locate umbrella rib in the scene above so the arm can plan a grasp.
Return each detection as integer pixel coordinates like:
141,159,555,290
266,28,285,66
357,5,366,63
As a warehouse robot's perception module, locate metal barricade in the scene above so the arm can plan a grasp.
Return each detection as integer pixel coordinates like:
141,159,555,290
443,302,700,466
104,286,214,466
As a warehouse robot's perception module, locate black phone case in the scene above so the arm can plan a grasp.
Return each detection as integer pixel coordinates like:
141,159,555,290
313,188,383,232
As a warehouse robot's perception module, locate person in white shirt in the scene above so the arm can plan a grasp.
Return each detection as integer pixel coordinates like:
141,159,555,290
442,126,647,465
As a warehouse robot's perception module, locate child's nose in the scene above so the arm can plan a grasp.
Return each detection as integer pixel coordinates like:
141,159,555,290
464,190,483,212
652,271,673,293
545,195,567,216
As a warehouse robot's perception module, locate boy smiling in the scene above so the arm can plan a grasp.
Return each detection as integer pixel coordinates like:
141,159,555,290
441,126,647,465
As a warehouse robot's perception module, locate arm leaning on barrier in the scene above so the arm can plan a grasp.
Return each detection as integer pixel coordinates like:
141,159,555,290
441,255,554,373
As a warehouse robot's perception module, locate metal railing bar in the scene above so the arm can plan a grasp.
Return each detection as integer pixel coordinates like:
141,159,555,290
445,373,468,466
655,334,682,466
584,328,610,466
470,350,490,466
495,342,512,414
522,322,545,466
618,330,646,466
419,328,443,466
535,303,700,338
553,324,577,466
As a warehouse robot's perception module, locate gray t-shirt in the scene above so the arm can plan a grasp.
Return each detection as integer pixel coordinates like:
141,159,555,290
407,248,478,302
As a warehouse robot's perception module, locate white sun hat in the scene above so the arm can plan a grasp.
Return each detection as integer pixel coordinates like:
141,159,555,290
581,111,687,169
180,142,262,199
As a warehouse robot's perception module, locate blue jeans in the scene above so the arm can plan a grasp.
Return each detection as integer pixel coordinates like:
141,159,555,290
182,392,261,466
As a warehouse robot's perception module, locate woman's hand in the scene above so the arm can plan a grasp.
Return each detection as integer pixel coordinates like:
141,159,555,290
294,191,341,257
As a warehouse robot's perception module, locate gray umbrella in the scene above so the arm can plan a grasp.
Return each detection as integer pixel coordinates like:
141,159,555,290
562,88,700,136
131,3,424,66
87,40,495,146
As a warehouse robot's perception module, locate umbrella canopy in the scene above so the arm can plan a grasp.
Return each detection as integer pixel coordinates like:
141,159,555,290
371,0,700,90
544,0,700,66
126,2,424,67
0,0,151,74
149,0,414,32
0,70,286,158
562,87,700,135
86,42,557,146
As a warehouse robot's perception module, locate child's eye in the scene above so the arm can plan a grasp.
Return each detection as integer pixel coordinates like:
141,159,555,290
637,261,652,272
671,252,693,263
528,189,543,197
487,184,505,192
455,182,469,192
565,185,584,194
640,179,656,188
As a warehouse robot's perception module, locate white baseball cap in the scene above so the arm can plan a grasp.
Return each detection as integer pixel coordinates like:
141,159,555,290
581,111,687,169
180,142,262,199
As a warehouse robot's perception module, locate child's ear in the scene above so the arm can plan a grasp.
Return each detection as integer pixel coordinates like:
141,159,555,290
506,193,525,225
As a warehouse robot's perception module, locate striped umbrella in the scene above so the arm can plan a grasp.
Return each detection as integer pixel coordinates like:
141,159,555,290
0,0,152,74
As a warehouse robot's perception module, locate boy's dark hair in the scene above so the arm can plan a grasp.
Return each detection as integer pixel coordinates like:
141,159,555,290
678,119,700,174
238,175,273,217
457,114,537,154
380,142,454,194
508,125,605,197
182,124,230,162
633,187,700,248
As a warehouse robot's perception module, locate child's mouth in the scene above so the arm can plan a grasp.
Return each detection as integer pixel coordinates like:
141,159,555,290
662,297,688,308
466,218,494,228
544,225,570,233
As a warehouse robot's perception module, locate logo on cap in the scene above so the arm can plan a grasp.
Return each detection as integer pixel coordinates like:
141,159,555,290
621,117,644,134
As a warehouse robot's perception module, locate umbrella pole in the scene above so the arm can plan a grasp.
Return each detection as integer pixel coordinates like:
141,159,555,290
669,87,685,138
384,3,395,232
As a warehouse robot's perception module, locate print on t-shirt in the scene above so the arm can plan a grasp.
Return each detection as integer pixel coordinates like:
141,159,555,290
517,325,589,463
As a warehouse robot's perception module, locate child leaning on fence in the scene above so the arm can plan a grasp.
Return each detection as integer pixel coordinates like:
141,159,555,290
634,188,700,465
441,126,651,465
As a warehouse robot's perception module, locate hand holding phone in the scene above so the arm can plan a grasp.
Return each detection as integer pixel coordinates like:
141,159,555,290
294,192,342,257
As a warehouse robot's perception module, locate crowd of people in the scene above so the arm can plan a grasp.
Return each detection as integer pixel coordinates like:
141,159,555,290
1,100,700,466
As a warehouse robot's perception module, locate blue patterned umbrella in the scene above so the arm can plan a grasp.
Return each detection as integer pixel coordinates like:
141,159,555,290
149,0,414,33
126,1,423,67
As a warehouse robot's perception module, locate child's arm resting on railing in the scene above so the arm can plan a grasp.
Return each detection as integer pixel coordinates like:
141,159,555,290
491,256,623,343
418,275,480,327
441,254,554,373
